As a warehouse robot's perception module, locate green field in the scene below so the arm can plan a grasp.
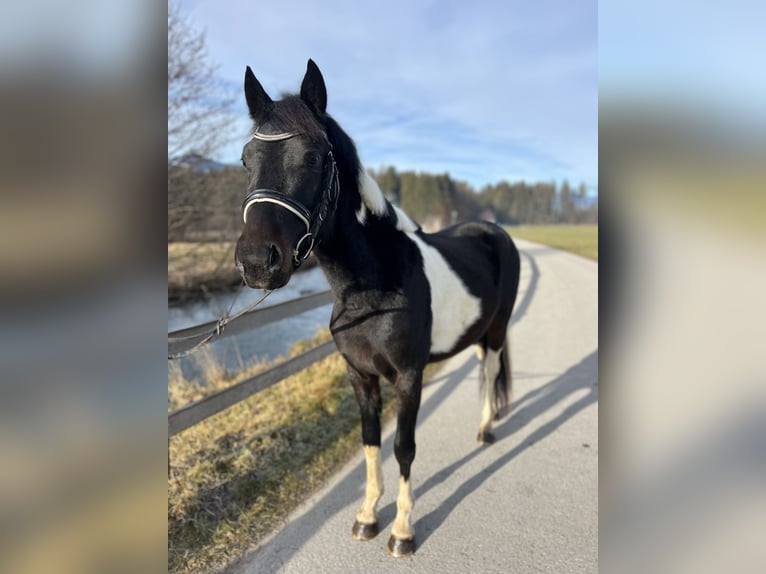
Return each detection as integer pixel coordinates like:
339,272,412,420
506,225,598,260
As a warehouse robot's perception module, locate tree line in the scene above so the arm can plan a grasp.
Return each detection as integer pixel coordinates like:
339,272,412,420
169,160,597,242
371,166,596,229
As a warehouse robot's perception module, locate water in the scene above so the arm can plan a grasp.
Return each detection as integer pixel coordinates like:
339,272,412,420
168,266,332,383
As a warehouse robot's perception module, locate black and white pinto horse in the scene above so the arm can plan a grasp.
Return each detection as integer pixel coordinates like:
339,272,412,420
235,60,521,557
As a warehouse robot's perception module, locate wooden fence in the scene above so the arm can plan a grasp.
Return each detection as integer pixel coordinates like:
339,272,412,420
168,290,335,436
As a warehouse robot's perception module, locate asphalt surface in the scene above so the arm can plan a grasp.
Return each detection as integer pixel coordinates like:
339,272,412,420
232,239,598,574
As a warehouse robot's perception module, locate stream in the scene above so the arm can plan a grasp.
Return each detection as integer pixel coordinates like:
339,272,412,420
168,266,332,384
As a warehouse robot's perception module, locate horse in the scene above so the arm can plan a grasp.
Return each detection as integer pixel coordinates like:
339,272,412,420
235,59,521,557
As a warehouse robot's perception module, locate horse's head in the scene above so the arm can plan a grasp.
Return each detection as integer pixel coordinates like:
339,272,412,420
235,59,338,290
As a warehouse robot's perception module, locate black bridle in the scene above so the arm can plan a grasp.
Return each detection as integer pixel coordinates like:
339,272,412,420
242,131,340,267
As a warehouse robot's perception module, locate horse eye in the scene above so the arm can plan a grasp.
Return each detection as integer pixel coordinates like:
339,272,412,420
241,157,247,169
306,152,322,166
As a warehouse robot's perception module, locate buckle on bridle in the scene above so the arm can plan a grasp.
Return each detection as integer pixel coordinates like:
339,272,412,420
293,232,315,265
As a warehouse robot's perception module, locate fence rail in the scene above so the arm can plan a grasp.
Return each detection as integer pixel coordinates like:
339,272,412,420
168,290,333,357
168,289,335,436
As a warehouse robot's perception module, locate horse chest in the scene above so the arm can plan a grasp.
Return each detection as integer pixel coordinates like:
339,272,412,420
330,298,417,380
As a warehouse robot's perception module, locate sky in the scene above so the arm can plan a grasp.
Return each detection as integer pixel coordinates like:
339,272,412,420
178,0,597,193
599,0,766,129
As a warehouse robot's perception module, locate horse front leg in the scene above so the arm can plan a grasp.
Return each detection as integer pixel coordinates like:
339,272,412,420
349,368,384,541
388,369,422,557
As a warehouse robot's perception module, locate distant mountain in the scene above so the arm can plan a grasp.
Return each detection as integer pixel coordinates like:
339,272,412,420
173,153,231,172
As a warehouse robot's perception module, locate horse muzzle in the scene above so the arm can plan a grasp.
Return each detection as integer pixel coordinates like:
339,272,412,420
235,240,292,290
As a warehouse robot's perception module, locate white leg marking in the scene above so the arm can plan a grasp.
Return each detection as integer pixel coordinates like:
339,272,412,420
356,446,384,524
407,233,482,354
480,348,501,433
391,476,415,539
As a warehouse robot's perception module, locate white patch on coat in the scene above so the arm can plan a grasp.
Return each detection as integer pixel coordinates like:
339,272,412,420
392,205,418,232
356,167,419,232
356,203,367,225
358,170,388,216
407,233,482,354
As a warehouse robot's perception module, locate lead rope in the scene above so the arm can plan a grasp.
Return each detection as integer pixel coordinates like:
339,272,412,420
168,286,273,360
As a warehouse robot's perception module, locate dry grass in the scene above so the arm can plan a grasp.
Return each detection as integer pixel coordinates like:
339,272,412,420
168,241,237,279
168,331,445,573
507,224,598,260
168,242,241,302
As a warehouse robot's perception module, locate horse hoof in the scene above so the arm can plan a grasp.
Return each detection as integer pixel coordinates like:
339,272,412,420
387,535,415,557
352,520,379,540
477,430,495,445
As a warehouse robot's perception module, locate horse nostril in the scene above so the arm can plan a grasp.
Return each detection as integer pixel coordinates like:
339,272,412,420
268,244,282,271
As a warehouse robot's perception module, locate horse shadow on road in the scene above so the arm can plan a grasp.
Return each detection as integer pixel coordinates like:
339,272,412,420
234,349,597,571
407,349,598,549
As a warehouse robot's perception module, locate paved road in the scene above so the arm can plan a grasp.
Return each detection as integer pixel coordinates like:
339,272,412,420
232,239,598,574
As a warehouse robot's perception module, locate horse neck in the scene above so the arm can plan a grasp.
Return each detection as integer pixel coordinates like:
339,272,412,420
314,176,382,292
314,117,418,295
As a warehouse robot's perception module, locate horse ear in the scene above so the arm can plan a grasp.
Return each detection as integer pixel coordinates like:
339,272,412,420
300,59,327,117
244,65,272,120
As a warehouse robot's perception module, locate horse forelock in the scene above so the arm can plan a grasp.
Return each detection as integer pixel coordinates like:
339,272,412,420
251,95,326,143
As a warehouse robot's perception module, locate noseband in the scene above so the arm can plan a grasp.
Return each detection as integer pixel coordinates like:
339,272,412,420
242,131,340,267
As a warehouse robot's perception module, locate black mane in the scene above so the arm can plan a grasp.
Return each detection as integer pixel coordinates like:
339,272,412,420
324,114,362,204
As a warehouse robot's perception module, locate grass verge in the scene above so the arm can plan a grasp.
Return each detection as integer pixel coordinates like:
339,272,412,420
168,331,442,573
168,242,240,303
506,224,598,260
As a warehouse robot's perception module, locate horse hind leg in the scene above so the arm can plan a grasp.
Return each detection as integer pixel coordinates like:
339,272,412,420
477,336,512,445
477,345,500,444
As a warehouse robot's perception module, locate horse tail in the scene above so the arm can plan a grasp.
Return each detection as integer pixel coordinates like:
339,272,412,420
477,223,519,423
491,229,519,419
493,339,512,418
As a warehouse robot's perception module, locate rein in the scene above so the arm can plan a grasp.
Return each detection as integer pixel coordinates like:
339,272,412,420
168,288,273,360
242,130,340,267
169,130,339,360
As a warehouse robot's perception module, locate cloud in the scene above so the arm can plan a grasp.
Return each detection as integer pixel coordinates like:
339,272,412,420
181,0,597,188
